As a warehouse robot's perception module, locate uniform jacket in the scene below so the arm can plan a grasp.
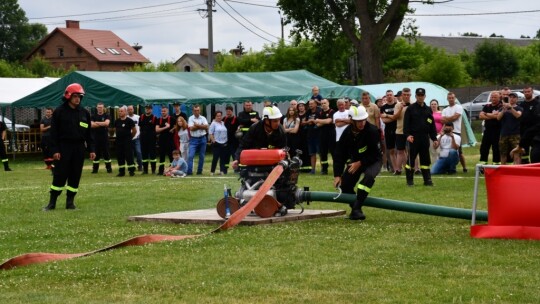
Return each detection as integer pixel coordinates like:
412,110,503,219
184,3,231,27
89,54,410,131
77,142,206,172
403,102,437,141
235,120,287,160
333,122,382,177
50,101,95,154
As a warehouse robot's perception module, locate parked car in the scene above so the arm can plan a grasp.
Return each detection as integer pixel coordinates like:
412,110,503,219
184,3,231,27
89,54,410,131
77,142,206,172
461,89,540,119
0,115,31,132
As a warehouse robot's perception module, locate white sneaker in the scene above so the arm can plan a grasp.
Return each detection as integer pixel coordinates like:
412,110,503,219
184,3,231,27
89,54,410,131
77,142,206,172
180,173,186,177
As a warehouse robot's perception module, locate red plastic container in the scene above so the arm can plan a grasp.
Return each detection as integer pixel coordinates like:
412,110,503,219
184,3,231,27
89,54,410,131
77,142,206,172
239,149,286,166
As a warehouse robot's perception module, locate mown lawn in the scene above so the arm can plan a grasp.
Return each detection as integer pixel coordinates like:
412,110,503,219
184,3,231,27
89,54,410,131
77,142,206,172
1,144,539,303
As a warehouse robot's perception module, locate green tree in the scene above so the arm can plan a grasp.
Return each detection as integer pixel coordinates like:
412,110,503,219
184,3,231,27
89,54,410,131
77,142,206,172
215,39,351,83
515,41,540,83
417,53,470,87
278,0,443,84
126,61,177,72
473,40,519,85
0,0,47,62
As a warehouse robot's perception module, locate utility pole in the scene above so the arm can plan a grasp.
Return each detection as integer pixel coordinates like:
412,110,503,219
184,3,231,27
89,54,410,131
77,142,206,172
198,1,216,72
278,10,284,43
207,0,215,72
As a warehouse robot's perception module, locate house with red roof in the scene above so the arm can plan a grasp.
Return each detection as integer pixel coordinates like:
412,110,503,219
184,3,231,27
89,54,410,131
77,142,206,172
24,20,149,71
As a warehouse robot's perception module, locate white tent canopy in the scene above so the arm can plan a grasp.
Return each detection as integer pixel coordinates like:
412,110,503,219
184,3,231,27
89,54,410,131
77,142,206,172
0,77,59,105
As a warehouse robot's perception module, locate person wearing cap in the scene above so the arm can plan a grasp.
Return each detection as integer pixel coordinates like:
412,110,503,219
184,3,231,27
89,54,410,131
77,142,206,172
139,105,158,174
43,83,95,211
333,105,382,221
90,102,112,174
395,91,403,102
403,88,439,186
431,122,460,175
496,92,522,165
232,106,287,170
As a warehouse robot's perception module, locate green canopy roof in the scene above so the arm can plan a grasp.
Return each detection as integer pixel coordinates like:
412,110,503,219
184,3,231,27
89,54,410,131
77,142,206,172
11,70,338,108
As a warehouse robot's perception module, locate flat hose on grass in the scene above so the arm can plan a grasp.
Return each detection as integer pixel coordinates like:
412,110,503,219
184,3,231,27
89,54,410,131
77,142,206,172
303,191,488,221
0,165,285,271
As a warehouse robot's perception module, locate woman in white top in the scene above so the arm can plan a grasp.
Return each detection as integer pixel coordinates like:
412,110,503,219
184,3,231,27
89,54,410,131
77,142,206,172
174,116,190,160
209,111,229,175
284,106,300,156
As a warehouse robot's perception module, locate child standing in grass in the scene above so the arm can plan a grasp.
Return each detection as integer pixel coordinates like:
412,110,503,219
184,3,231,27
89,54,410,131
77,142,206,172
165,150,187,178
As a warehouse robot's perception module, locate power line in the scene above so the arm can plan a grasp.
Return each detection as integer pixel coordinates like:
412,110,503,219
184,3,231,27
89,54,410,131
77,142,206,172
223,0,278,8
27,0,198,20
411,8,540,16
214,0,275,43
222,0,282,41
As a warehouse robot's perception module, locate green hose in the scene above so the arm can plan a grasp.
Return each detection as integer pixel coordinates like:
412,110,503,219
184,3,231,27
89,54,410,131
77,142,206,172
303,191,488,221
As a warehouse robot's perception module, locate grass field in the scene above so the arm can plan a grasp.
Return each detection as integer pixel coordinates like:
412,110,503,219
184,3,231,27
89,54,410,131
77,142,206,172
1,140,539,303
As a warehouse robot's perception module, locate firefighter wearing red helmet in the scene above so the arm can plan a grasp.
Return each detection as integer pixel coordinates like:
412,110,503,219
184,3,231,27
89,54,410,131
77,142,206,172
43,83,95,211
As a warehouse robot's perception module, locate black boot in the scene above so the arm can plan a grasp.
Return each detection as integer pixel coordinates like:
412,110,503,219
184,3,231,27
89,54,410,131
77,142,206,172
66,191,77,209
117,167,126,177
321,163,328,175
421,168,433,186
128,167,135,176
3,161,12,171
43,190,61,211
105,161,112,173
349,191,368,220
405,168,414,186
157,164,164,176
91,162,99,174
151,162,156,174
142,162,149,174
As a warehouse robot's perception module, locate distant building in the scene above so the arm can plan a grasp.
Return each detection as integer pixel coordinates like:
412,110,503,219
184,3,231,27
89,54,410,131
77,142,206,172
174,48,221,72
410,36,536,54
24,20,149,71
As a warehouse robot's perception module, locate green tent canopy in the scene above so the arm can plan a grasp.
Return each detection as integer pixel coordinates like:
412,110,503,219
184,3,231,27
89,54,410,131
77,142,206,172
11,70,339,108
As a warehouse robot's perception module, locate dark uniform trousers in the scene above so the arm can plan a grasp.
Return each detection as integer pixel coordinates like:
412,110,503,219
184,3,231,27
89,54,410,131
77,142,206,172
157,136,174,174
480,127,501,164
405,133,432,184
117,139,135,175
140,134,157,173
51,142,86,198
93,134,112,172
340,159,382,206
319,129,335,173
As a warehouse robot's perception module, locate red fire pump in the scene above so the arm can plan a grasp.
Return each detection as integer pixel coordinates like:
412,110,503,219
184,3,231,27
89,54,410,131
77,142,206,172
216,149,303,218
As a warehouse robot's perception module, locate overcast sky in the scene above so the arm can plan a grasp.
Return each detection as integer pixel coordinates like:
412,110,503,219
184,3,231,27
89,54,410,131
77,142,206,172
17,0,540,63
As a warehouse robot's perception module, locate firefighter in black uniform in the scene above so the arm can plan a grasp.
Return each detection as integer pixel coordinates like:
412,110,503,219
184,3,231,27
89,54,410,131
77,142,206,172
0,120,12,171
114,106,137,177
403,88,439,186
90,102,112,173
316,99,335,174
237,100,261,138
232,106,287,169
333,106,382,221
43,83,95,211
156,106,175,175
139,104,158,174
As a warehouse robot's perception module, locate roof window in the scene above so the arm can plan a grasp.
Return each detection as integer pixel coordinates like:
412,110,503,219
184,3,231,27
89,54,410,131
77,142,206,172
121,48,131,55
95,47,106,54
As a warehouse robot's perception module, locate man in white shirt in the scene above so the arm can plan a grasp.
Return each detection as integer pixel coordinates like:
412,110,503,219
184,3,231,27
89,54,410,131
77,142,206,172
333,99,350,142
441,92,468,172
127,105,142,171
187,104,209,175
